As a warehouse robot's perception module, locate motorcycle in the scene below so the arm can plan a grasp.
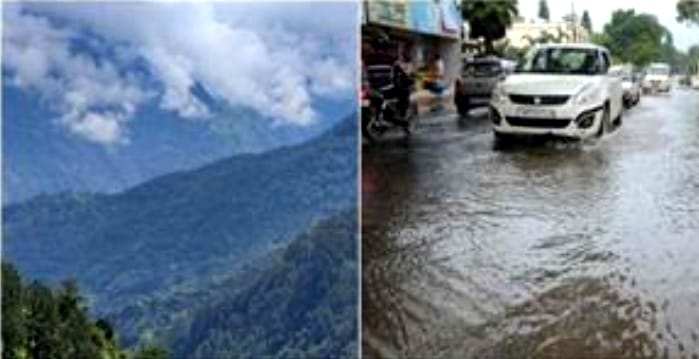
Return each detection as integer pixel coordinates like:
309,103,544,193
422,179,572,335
361,65,417,143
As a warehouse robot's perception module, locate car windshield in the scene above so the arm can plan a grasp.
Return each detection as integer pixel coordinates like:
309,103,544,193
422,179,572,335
463,62,501,78
516,47,601,75
648,67,670,75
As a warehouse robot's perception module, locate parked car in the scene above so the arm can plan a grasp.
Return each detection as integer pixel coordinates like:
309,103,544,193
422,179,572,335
454,57,513,117
621,74,642,108
642,63,672,94
610,65,641,108
489,43,624,141
692,76,699,90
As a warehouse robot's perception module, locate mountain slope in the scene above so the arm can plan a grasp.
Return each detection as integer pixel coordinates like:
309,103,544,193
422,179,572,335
2,86,343,204
177,209,357,358
2,113,357,320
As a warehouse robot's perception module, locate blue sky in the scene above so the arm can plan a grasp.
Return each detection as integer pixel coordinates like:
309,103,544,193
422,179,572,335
2,2,358,146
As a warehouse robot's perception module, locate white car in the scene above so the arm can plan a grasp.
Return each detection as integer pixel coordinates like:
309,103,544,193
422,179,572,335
642,63,671,93
692,76,699,90
620,74,641,108
490,43,624,140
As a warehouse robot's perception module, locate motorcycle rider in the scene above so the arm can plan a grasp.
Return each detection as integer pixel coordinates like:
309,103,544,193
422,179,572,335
363,35,414,132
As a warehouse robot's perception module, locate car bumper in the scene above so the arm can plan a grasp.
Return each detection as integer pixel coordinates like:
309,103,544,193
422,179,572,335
642,82,670,91
490,100,604,140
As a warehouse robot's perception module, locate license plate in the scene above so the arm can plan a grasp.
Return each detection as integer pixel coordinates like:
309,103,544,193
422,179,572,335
517,106,554,118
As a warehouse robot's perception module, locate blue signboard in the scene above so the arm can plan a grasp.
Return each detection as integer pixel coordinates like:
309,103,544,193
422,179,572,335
409,1,438,35
439,0,461,36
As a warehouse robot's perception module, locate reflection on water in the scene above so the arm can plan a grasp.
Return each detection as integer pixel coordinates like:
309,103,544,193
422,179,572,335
362,91,699,358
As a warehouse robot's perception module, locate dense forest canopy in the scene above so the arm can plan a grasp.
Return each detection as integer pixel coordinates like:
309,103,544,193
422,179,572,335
1,262,168,359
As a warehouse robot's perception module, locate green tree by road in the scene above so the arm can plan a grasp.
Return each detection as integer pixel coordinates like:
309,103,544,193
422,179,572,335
461,0,519,55
677,0,699,25
596,9,666,67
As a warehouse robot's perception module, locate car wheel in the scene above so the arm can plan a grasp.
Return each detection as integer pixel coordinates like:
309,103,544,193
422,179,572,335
614,111,623,127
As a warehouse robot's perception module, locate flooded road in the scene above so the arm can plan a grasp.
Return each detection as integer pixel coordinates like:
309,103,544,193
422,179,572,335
362,89,699,358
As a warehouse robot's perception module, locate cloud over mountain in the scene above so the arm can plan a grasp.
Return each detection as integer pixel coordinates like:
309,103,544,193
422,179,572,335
2,2,356,145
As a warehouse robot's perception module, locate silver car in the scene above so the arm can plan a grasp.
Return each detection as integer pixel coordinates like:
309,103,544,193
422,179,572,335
454,58,512,117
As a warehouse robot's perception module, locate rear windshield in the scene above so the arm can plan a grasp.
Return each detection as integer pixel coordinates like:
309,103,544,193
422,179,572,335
648,67,670,75
463,62,502,78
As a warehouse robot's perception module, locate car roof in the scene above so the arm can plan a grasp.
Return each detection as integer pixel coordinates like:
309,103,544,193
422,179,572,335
535,43,609,52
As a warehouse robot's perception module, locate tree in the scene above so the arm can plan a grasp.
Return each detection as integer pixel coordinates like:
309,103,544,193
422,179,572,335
134,345,169,359
1,261,169,359
538,0,550,21
581,10,592,33
523,28,569,47
462,0,519,55
602,9,666,67
677,0,699,25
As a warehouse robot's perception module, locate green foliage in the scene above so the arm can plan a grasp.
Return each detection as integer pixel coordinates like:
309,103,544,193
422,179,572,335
3,117,358,358
462,0,518,54
495,39,527,62
677,0,699,25
523,28,569,47
177,210,358,359
133,345,169,359
581,10,592,33
3,115,357,348
601,9,667,67
538,0,549,21
687,45,699,74
1,262,166,359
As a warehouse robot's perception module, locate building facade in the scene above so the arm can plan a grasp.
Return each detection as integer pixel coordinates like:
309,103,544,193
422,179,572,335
362,0,463,86
505,18,590,49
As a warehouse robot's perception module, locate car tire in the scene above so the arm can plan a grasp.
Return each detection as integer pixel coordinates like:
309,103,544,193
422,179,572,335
615,111,623,127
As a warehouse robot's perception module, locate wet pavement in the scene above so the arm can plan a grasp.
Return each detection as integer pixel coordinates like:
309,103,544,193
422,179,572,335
362,89,699,358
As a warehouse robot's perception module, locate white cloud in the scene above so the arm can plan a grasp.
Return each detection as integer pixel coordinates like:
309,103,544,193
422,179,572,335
3,5,150,145
68,111,126,145
2,2,357,144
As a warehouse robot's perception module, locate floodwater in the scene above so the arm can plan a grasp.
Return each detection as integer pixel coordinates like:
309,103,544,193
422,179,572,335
362,89,699,358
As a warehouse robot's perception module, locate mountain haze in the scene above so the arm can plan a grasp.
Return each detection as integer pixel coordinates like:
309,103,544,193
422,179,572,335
3,114,357,320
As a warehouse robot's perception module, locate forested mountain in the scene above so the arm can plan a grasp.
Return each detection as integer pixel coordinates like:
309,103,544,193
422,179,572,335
2,87,344,204
178,210,357,358
1,262,167,359
2,114,357,356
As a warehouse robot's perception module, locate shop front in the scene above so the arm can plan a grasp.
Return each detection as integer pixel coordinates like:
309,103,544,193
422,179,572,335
362,0,463,113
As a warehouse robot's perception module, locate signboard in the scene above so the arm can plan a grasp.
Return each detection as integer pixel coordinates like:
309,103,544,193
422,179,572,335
410,1,438,35
366,0,410,30
439,0,461,38
365,0,461,39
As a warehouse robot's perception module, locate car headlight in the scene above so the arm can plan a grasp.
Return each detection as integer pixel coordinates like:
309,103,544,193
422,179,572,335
573,83,601,105
491,85,507,102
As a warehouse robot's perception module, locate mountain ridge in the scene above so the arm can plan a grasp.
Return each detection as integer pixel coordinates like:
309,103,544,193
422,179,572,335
3,112,358,318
